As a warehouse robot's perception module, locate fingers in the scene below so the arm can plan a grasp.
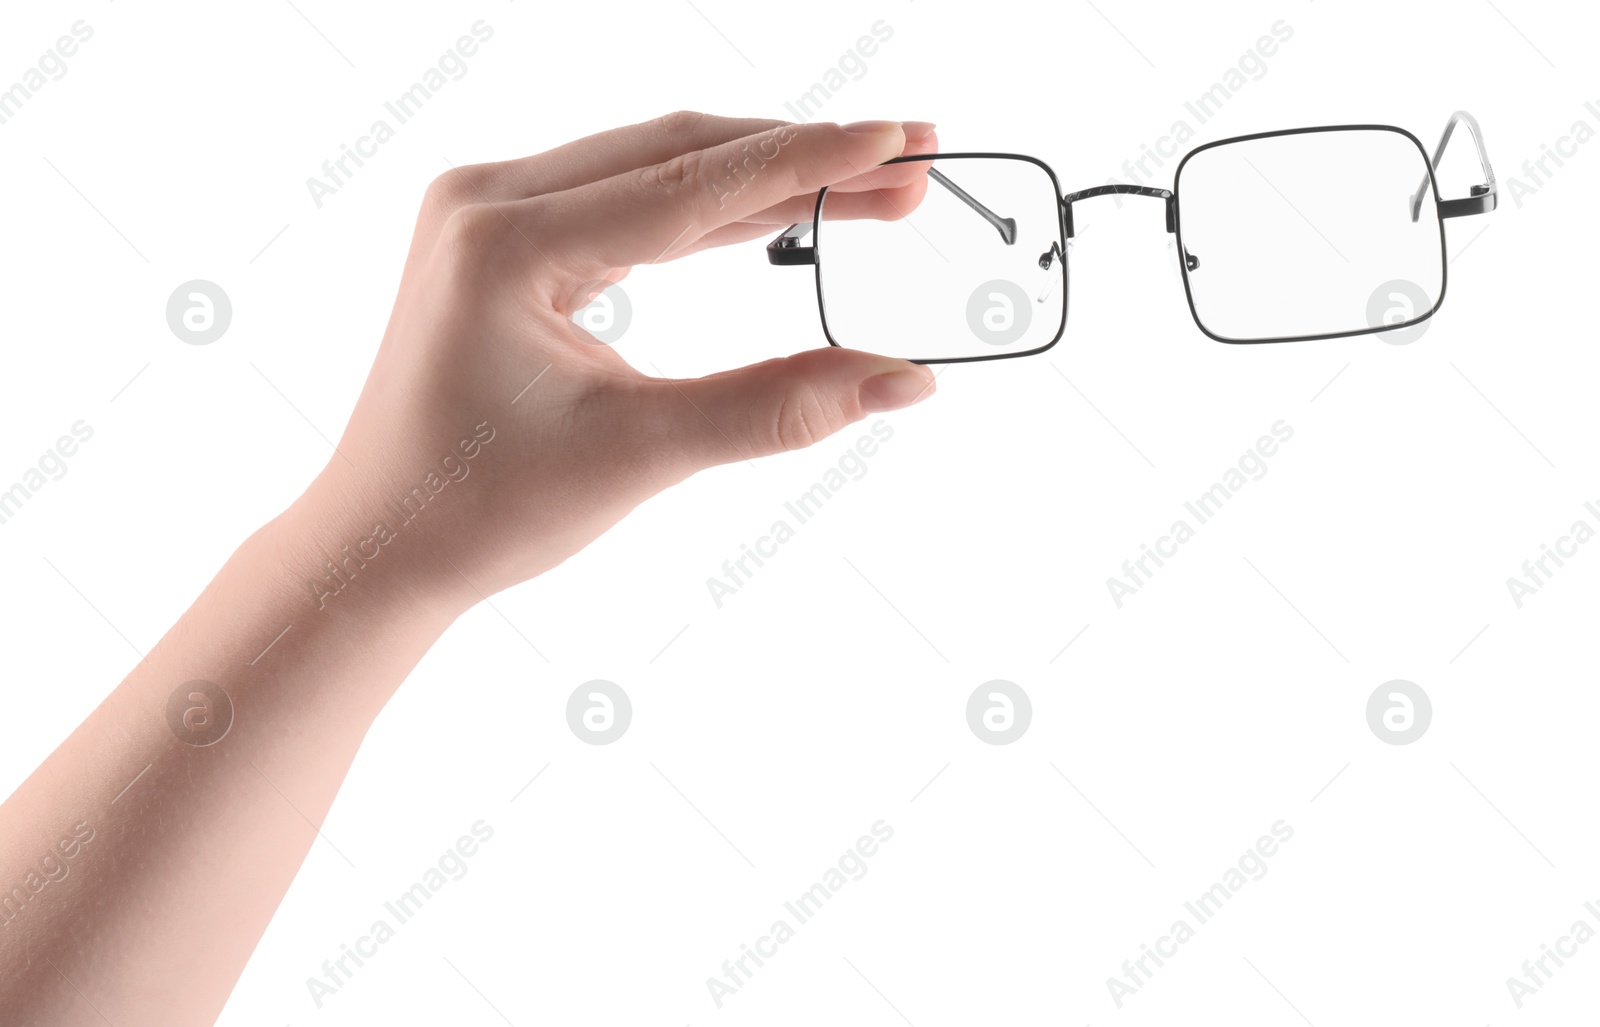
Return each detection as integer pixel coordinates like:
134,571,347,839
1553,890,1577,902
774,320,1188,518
463,111,790,201
659,221,782,262
442,115,933,207
729,175,934,228
688,127,937,226
663,176,931,261
812,125,938,190
517,120,912,278
645,347,936,473
648,126,938,257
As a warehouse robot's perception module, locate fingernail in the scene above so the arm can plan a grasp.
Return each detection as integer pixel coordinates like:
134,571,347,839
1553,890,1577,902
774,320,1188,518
902,121,937,141
842,120,902,135
859,368,936,413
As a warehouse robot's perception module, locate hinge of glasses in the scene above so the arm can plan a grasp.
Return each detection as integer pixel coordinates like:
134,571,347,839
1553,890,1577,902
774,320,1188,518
1438,183,1497,219
766,222,816,265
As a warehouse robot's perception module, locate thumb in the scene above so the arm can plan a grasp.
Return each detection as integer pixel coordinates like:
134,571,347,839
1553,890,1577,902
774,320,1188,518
653,348,936,471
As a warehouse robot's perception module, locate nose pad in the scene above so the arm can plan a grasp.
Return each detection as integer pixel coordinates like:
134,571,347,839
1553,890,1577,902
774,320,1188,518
1165,240,1200,283
1037,270,1061,304
1036,240,1069,303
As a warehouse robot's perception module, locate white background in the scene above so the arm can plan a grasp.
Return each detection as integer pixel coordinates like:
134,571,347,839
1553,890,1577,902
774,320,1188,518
1,0,1596,1023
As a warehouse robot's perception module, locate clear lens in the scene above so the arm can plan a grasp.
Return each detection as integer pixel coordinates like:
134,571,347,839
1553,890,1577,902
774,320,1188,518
1175,128,1445,342
816,156,1067,361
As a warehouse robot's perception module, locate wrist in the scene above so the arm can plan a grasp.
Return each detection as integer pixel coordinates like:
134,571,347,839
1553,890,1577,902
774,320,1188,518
267,469,481,629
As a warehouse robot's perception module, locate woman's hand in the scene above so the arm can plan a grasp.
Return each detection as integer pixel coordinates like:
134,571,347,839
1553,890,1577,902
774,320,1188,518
0,113,938,1026
307,112,940,602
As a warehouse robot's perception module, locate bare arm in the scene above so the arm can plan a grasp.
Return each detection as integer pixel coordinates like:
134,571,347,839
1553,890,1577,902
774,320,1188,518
0,487,469,1022
0,112,937,1025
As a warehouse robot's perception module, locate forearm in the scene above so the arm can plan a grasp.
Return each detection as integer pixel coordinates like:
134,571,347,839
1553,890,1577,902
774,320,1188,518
0,111,933,1025
0,485,469,1025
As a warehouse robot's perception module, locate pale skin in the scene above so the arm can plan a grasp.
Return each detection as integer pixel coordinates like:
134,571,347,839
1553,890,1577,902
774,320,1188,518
0,112,938,1024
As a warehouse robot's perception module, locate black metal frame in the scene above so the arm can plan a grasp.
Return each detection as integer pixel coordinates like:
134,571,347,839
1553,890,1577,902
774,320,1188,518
786,153,1071,365
767,113,1494,362
1174,123,1448,345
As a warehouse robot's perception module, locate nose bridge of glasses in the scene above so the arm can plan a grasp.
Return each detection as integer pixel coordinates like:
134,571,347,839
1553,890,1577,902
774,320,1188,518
1061,184,1176,239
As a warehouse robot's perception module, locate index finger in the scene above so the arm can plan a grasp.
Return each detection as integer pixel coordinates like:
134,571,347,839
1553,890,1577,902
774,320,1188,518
519,120,910,275
464,111,790,201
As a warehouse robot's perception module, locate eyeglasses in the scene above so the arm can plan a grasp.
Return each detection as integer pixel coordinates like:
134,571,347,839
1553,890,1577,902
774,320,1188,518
767,112,1496,363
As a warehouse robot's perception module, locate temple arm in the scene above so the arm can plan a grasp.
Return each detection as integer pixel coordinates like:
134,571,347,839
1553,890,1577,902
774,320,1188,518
927,167,1016,244
767,163,1016,265
1411,110,1497,221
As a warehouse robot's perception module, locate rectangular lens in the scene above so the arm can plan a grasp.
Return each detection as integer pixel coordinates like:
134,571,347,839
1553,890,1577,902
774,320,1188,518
816,155,1067,362
1174,127,1446,342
